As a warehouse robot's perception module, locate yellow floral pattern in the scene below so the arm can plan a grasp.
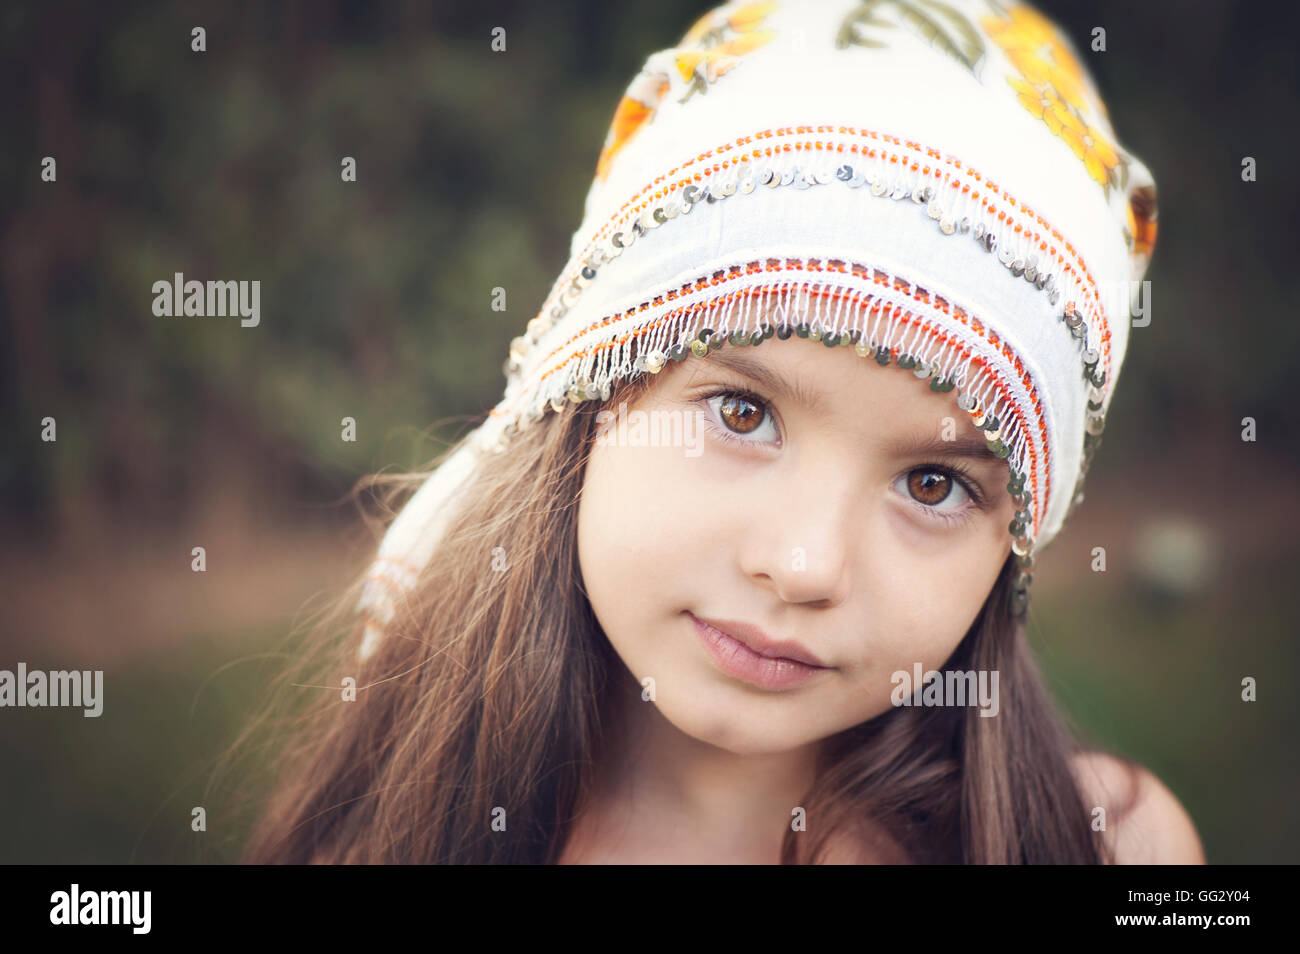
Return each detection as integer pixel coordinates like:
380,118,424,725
593,2,778,183
675,1,778,101
834,0,1155,260
980,3,1127,195
594,73,670,183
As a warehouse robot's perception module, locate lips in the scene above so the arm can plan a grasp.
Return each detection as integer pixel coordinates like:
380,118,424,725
687,612,829,668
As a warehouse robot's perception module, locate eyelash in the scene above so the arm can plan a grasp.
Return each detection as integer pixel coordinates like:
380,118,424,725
696,386,988,524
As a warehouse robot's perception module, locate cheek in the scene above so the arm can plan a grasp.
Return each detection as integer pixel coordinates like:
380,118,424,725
577,433,698,636
841,528,1007,701
876,497,1010,625
897,546,1003,638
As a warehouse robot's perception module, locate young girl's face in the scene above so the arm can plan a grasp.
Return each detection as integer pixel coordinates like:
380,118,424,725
576,329,1018,756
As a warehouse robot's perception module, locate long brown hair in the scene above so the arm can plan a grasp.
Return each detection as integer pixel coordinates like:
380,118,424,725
234,367,1122,864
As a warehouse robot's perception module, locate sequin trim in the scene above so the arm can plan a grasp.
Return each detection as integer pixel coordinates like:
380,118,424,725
527,125,1114,397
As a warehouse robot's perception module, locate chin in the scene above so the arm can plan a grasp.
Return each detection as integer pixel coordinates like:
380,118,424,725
661,695,820,757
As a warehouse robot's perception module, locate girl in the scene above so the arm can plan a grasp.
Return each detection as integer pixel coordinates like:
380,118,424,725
241,0,1202,864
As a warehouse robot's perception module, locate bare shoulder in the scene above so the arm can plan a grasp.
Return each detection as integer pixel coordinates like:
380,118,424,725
1070,750,1206,864
820,817,913,865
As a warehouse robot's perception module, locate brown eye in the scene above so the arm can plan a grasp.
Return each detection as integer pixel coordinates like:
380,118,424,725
702,390,781,445
718,394,764,434
907,469,952,506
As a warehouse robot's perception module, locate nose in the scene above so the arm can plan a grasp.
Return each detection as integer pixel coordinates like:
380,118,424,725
738,468,857,608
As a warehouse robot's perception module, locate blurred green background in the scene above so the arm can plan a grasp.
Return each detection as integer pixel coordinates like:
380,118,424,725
0,0,1296,863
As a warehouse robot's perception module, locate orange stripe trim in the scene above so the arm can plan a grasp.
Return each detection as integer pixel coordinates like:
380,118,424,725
545,125,1111,381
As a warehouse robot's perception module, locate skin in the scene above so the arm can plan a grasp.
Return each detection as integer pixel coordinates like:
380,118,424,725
565,328,1019,863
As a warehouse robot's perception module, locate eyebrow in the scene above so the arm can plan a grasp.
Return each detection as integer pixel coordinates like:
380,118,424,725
884,434,1005,465
695,349,1003,464
695,349,832,415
